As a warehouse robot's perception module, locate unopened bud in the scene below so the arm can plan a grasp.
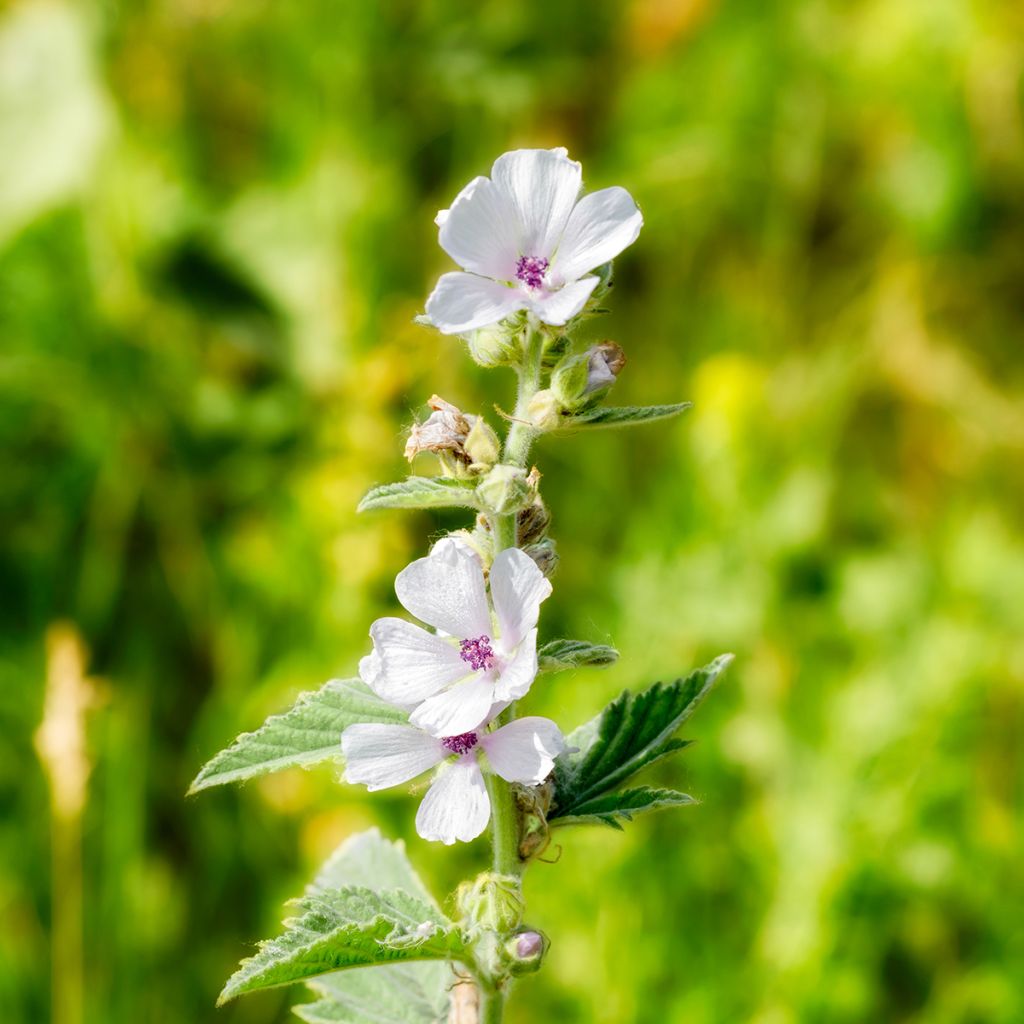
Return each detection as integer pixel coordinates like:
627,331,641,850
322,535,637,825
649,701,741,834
551,343,626,411
526,389,564,432
505,930,546,974
457,873,524,934
585,342,626,394
464,324,520,368
463,417,500,471
523,539,558,577
477,464,532,516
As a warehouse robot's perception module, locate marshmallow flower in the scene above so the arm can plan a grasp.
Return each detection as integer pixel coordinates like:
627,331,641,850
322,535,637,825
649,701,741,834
343,717,565,845
360,541,552,738
425,148,643,334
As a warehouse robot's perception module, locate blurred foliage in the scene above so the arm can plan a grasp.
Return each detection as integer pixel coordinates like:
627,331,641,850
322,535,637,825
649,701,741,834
2,0,1023,1022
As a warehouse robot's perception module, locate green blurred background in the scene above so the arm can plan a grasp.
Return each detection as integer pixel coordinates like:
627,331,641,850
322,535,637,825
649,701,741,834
3,0,1023,1021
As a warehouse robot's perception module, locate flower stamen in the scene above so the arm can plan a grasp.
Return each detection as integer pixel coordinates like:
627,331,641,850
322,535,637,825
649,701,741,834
515,255,549,291
459,635,496,671
441,731,479,756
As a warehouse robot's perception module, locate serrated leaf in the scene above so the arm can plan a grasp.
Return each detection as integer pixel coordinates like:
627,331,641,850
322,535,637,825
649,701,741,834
189,679,406,794
552,786,695,829
296,964,451,1024
538,638,619,671
357,477,478,513
218,887,465,1004
562,402,692,430
551,654,731,824
295,831,451,1024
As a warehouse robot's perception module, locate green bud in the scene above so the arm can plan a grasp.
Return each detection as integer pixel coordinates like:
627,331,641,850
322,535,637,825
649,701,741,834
464,417,500,472
477,464,532,516
526,389,564,432
505,930,546,975
551,342,626,412
464,324,520,368
551,353,592,411
541,332,570,370
457,872,524,934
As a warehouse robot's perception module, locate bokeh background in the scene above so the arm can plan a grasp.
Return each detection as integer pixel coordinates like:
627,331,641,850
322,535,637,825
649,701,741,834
3,1,1023,1022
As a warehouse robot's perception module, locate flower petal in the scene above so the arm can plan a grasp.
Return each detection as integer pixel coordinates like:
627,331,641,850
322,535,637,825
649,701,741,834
491,148,582,259
410,673,497,738
342,724,443,792
369,617,469,704
494,627,538,702
425,272,525,335
481,716,565,784
437,176,520,280
552,186,643,281
415,758,490,845
395,540,491,640
490,547,552,649
528,276,599,326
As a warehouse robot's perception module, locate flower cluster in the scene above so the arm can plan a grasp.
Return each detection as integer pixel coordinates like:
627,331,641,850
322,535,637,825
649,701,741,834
343,539,565,845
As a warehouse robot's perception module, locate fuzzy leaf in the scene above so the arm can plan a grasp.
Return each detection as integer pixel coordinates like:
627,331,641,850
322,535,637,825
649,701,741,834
538,638,619,671
297,831,451,1022
189,679,406,794
358,477,478,512
562,402,692,430
550,654,732,823
552,786,695,829
296,964,451,1024
218,887,465,1004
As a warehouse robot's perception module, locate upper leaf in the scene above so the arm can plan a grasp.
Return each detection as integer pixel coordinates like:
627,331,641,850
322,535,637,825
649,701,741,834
538,638,619,672
218,887,466,1004
560,402,692,430
189,679,406,794
358,477,479,513
551,786,695,829
295,964,451,1024
550,654,732,825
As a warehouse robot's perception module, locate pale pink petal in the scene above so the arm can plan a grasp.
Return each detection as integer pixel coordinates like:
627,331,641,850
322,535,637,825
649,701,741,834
528,276,599,326
494,628,538,702
342,724,444,792
415,758,490,845
552,186,643,281
369,617,469,704
395,541,491,640
480,716,565,784
437,176,520,280
490,547,552,649
410,673,497,738
491,148,582,259
425,272,525,335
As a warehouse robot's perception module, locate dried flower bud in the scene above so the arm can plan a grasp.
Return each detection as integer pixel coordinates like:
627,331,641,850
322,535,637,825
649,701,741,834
526,389,563,432
523,538,558,577
464,324,520,368
476,464,533,516
517,498,550,546
404,395,499,477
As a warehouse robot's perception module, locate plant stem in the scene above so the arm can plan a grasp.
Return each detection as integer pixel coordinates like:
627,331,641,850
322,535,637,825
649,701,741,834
485,753,522,876
479,985,506,1024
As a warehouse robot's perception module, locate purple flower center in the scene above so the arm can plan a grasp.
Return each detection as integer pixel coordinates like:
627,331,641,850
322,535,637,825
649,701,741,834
459,635,495,671
515,255,549,290
441,731,479,756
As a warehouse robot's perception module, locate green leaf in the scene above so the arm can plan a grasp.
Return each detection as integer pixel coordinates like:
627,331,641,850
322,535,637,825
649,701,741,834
538,638,619,671
296,830,452,1022
551,786,695,829
357,477,478,512
550,654,732,824
217,887,466,1004
562,402,692,430
296,964,451,1024
189,679,406,794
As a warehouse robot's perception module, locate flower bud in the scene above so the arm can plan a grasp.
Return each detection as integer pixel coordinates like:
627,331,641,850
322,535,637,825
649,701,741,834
550,353,591,410
463,324,520,368
476,464,532,516
541,332,570,370
517,498,550,546
463,417,500,471
551,343,626,411
457,872,524,935
505,930,546,974
523,539,558,578
526,389,564,432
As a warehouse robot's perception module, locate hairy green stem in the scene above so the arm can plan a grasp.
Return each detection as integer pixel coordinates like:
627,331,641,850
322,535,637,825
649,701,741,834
478,985,506,1024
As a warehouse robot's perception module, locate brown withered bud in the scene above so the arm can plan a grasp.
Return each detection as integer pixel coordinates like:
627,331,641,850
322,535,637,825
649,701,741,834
517,498,550,546
404,395,499,476
523,538,558,578
585,341,626,393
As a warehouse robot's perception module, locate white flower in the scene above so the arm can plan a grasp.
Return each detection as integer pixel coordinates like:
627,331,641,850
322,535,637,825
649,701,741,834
360,539,552,738
425,147,643,334
342,716,565,845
